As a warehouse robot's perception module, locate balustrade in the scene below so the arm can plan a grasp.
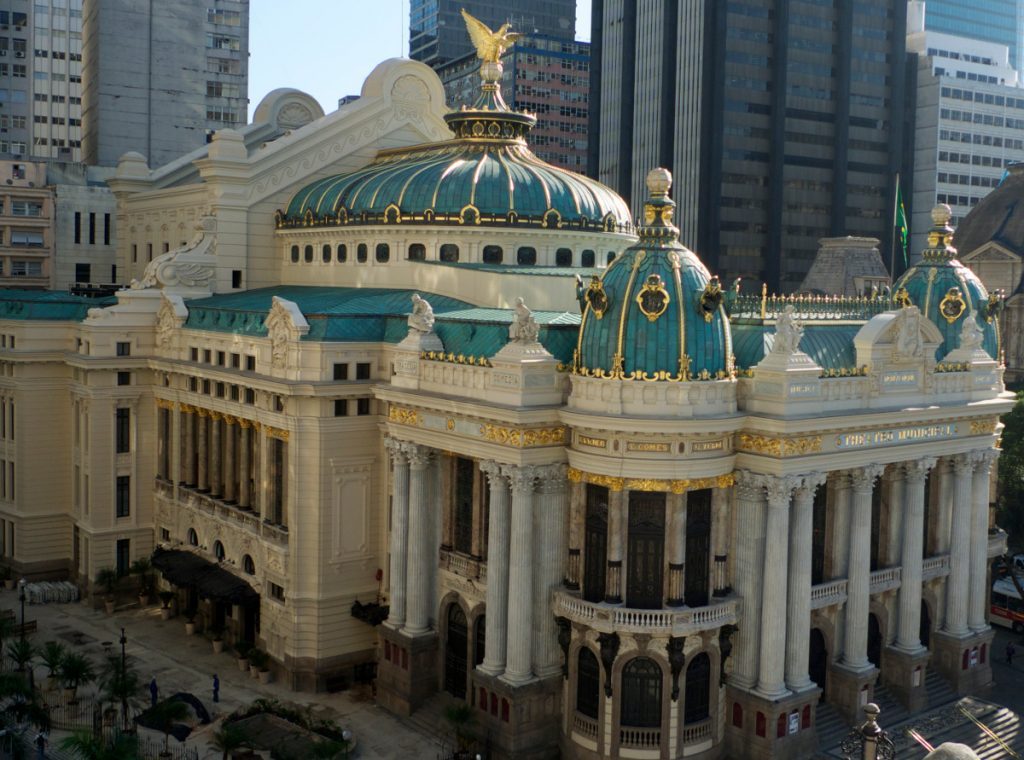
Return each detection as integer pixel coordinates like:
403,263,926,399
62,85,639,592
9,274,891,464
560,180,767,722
619,726,661,750
553,590,739,635
869,566,902,594
682,718,713,746
810,579,847,609
922,555,951,581
572,713,598,740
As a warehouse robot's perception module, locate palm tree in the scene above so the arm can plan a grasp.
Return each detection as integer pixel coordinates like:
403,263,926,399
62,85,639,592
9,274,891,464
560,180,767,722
40,640,66,680
210,723,249,760
6,638,34,673
59,730,139,760
59,652,96,700
147,698,191,757
99,653,143,732
130,558,154,602
443,703,476,753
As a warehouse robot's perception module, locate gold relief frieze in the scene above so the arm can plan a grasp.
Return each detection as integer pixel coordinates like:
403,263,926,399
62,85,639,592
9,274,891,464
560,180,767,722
691,439,725,453
388,405,421,427
265,427,290,442
155,398,176,410
479,424,567,448
567,468,734,494
969,418,998,436
736,433,823,457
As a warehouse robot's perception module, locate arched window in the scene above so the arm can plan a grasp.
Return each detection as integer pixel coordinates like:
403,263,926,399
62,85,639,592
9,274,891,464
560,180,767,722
474,614,486,666
356,243,368,263
440,243,459,262
407,243,426,262
375,243,390,263
684,653,711,724
621,657,662,728
242,554,255,575
213,540,225,561
516,246,537,265
290,245,299,263
304,245,313,263
581,249,596,267
337,243,347,263
555,248,573,266
576,648,600,719
187,528,198,547
482,245,503,264
607,251,617,264
322,244,331,263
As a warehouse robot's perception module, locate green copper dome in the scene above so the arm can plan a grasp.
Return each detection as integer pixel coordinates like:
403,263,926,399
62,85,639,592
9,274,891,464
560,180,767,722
893,204,1001,361
571,169,732,381
278,61,631,234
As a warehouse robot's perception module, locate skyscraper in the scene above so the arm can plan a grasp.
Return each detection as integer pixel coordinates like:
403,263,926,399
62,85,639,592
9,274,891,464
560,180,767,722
588,0,910,291
81,0,249,168
410,0,575,68
921,0,1024,77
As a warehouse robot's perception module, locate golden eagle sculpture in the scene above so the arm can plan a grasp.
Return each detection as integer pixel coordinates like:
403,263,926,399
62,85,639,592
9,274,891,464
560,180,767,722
461,8,521,63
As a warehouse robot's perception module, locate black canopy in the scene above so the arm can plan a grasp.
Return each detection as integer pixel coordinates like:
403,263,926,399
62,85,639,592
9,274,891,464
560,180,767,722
152,548,259,605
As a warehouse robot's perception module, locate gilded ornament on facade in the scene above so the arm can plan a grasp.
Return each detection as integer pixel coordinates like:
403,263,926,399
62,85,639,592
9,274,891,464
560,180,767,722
698,277,724,322
893,287,912,309
984,290,1004,323
636,274,670,322
939,287,967,324
567,467,734,493
479,423,566,448
266,427,290,442
586,276,609,319
155,398,176,410
388,406,420,427
969,418,998,435
736,433,823,457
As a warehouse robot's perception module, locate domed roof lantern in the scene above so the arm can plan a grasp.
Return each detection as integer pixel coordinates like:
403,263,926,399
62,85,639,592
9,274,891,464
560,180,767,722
920,203,958,263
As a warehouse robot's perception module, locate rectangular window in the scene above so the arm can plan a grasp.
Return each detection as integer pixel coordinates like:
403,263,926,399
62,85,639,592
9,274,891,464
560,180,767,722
115,476,130,517
74,262,90,282
103,214,110,245
269,582,285,602
74,211,81,243
116,371,130,386
146,243,152,261
88,212,95,244
334,399,348,416
131,244,137,263
245,355,256,372
333,363,348,380
115,538,130,575
10,200,42,216
357,398,371,415
115,408,130,453
231,269,241,288
10,260,42,276
217,351,225,366
116,341,130,357
190,347,199,362
203,349,212,363
231,353,240,369
10,230,43,246
244,388,255,404
230,385,239,401
356,362,371,380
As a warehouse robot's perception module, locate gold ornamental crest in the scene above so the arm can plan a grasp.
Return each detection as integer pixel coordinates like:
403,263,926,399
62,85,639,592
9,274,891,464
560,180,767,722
636,274,670,322
586,275,610,319
893,286,912,309
939,287,967,324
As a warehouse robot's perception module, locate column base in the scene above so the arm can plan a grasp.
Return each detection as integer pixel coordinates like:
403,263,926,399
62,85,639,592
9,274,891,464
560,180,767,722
472,669,561,759
827,663,878,724
725,685,821,760
931,628,995,696
881,646,931,713
376,626,438,717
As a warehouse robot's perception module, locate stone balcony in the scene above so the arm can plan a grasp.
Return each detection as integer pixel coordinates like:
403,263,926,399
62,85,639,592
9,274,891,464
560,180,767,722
810,557,952,610
154,480,290,549
439,548,487,583
553,589,740,636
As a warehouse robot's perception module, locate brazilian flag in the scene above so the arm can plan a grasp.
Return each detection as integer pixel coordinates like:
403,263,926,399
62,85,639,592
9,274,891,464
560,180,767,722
895,181,909,268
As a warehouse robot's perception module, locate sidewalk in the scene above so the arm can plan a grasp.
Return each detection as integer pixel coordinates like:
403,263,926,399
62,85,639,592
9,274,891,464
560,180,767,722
4,591,440,759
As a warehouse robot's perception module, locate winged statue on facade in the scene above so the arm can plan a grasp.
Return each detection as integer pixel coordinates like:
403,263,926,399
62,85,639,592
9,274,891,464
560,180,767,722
461,8,521,62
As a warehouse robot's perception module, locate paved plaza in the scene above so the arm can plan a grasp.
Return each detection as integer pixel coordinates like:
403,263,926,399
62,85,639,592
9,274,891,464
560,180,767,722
4,591,439,759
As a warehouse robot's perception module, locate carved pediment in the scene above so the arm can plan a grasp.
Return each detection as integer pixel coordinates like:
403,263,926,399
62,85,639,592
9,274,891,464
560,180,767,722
263,296,310,370
960,241,1022,263
155,293,188,349
854,306,943,374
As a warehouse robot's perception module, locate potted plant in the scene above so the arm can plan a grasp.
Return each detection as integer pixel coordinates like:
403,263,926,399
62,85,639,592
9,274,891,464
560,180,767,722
210,625,225,654
40,640,66,691
130,558,154,606
443,703,477,759
158,591,175,621
185,616,197,636
257,654,273,685
96,567,118,614
59,651,96,702
247,648,265,679
235,641,251,672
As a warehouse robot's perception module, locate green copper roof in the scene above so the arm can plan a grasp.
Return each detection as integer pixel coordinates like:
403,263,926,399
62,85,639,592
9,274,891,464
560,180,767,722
0,290,115,321
574,171,731,380
893,206,1000,360
732,323,860,371
422,261,603,277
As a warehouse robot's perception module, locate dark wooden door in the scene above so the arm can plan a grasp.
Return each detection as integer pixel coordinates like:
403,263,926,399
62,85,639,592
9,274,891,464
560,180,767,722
627,492,665,609
685,489,711,607
809,628,827,700
868,614,882,668
445,605,468,699
812,484,827,584
583,485,608,603
920,601,932,649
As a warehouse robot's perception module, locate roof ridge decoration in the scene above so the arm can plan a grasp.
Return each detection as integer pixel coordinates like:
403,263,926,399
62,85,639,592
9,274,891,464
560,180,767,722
264,296,309,370
155,293,189,350
920,203,958,263
129,216,217,296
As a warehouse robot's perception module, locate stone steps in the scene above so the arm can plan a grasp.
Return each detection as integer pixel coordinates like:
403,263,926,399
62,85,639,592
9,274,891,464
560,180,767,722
405,692,464,754
814,699,855,754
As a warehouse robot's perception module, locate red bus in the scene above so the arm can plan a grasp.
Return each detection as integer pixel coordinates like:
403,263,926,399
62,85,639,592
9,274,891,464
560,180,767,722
990,577,1024,633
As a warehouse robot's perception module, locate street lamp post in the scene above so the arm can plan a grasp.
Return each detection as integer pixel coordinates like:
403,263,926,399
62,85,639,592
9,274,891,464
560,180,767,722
17,579,26,643
119,627,128,733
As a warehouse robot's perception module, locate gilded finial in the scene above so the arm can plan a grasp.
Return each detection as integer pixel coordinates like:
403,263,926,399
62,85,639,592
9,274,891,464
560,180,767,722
461,9,521,63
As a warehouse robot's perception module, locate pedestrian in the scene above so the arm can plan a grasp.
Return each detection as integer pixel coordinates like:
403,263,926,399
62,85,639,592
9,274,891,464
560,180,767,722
149,676,158,708
34,731,46,760
212,673,219,703
1007,641,1016,666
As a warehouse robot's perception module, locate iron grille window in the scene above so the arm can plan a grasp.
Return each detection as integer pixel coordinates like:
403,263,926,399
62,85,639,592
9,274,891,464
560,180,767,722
621,657,662,728
583,484,608,603
684,653,711,724
115,476,130,517
453,457,475,555
626,492,665,609
685,488,712,607
576,648,600,719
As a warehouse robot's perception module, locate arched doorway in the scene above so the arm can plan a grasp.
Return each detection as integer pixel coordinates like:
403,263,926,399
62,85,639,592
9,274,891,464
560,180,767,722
684,653,711,724
920,601,932,649
621,657,663,730
809,628,828,700
445,605,468,699
867,614,882,669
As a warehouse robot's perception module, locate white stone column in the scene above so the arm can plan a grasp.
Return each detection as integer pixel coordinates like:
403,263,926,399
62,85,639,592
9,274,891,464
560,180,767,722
197,412,209,491
944,453,975,636
712,487,730,596
503,464,537,684
969,451,997,631
404,444,435,636
210,413,222,497
885,473,905,568
533,463,568,678
238,421,251,508
606,488,624,603
223,416,236,503
757,475,796,698
936,459,954,554
786,472,826,692
842,465,883,671
385,439,411,629
895,458,936,651
666,492,686,607
479,461,511,676
183,409,196,486
731,471,767,690
831,473,851,578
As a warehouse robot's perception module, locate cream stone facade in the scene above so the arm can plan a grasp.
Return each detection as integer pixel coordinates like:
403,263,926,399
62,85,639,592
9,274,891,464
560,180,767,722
0,51,1012,760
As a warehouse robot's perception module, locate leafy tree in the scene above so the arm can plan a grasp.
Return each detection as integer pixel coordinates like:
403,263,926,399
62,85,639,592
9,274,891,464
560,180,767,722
210,723,249,760
998,390,1024,549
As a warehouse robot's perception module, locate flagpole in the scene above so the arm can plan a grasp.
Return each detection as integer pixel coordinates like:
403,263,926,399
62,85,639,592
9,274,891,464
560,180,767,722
889,172,900,286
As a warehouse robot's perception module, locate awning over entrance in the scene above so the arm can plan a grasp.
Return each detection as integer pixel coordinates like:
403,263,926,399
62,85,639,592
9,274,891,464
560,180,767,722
152,548,259,605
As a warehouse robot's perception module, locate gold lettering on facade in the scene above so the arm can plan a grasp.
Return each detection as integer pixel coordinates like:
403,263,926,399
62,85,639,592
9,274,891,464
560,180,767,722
691,440,724,453
626,441,671,452
834,423,956,449
578,435,607,448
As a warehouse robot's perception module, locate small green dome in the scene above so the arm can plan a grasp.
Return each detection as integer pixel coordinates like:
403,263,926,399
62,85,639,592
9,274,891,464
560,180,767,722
572,169,732,380
278,61,631,234
893,205,1001,361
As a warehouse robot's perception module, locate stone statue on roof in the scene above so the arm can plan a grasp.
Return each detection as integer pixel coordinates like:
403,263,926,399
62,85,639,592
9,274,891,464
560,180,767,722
771,305,804,356
893,306,924,360
960,313,984,350
408,293,435,334
509,297,540,344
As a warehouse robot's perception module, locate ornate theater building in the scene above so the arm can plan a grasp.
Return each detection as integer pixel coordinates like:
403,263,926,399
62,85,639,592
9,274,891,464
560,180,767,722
0,33,1011,760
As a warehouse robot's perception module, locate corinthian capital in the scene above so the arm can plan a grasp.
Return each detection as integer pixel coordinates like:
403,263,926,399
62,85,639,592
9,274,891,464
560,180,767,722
384,436,410,465
950,452,976,476
795,472,826,500
536,463,568,493
765,475,800,507
849,465,884,493
973,448,999,473
733,469,767,502
902,457,937,483
405,443,434,468
503,464,538,494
